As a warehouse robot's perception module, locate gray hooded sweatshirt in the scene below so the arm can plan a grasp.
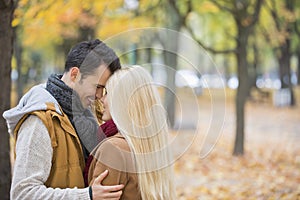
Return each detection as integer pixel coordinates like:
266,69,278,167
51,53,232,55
3,84,90,200
3,84,61,135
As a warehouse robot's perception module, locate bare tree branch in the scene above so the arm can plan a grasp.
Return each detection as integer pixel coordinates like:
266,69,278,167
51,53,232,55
168,0,181,17
135,0,163,16
184,23,236,54
249,0,264,27
224,29,238,41
182,0,192,23
268,0,282,31
259,25,279,52
259,25,272,44
210,0,234,14
0,0,11,8
294,20,300,36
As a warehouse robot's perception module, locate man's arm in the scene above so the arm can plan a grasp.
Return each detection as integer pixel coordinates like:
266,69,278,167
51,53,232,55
91,170,123,199
89,137,129,193
12,115,89,200
12,115,123,200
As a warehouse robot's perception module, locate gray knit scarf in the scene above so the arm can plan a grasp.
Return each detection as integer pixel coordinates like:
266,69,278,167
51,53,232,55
46,74,99,160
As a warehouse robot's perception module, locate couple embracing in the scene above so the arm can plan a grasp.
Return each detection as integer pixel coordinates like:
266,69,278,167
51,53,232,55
3,39,175,200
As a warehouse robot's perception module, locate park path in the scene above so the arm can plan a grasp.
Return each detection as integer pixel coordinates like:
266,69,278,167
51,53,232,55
172,88,300,199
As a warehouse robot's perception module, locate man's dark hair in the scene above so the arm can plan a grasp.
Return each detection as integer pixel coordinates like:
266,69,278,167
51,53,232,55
64,39,121,79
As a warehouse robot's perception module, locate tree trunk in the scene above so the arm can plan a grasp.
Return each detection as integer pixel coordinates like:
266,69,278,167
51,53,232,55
297,49,300,86
129,43,138,65
277,0,295,106
163,47,178,128
146,48,153,75
163,0,181,128
279,44,291,89
232,0,263,155
278,46,295,106
0,0,14,199
14,27,24,101
233,26,249,156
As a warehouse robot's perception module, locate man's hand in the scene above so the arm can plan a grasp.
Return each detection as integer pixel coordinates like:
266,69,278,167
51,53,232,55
91,170,124,200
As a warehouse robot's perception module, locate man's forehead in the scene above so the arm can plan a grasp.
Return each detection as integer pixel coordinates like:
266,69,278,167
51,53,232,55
95,65,111,84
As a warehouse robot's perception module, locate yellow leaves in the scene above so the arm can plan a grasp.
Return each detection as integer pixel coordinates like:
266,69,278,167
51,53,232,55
57,7,79,24
18,0,29,7
81,0,93,11
12,18,20,27
14,0,62,48
105,0,123,10
260,0,298,48
23,3,42,20
98,15,153,39
91,1,107,14
15,0,155,51
138,0,160,11
89,0,123,16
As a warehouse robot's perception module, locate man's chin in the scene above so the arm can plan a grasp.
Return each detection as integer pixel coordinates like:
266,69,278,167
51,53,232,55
85,98,95,108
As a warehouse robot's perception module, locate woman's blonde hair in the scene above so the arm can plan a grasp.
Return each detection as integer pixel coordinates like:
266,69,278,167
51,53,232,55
91,99,103,124
105,66,176,199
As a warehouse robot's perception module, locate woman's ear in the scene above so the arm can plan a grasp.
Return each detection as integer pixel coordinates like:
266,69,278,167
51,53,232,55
70,67,81,82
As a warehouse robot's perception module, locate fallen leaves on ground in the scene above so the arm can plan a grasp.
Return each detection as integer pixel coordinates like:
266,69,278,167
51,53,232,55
173,101,300,200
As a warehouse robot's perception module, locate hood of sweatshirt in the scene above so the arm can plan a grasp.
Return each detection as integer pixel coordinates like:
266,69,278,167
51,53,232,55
3,83,62,136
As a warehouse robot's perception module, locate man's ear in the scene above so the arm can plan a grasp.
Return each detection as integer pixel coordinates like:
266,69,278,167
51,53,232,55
70,67,81,82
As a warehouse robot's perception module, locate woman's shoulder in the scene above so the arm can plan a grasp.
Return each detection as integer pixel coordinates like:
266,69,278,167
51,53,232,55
93,133,135,172
101,133,131,152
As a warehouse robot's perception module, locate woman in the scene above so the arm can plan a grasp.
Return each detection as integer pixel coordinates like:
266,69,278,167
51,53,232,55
88,66,176,199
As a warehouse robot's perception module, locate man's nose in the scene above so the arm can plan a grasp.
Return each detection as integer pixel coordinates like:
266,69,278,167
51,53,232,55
95,88,103,100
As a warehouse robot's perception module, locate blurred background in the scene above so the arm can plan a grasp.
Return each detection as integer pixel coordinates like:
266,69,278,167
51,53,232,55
0,0,299,199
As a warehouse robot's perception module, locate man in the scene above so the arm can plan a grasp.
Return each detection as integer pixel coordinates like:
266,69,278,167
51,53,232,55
3,39,123,199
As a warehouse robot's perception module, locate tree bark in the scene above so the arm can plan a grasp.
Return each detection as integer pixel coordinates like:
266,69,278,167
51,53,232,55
278,43,295,105
233,26,250,156
184,0,263,155
275,0,295,106
297,48,300,86
163,0,181,128
0,0,14,199
232,0,263,155
14,27,24,101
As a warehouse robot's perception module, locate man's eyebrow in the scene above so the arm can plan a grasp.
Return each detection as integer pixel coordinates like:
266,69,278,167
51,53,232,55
96,84,105,88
